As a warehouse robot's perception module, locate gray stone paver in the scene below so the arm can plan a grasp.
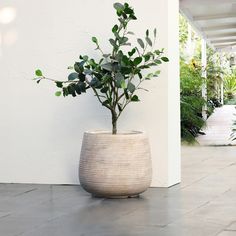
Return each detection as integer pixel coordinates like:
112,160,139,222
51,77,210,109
0,145,235,235
196,105,236,146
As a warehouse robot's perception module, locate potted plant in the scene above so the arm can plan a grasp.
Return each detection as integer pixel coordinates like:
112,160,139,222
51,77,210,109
34,2,168,198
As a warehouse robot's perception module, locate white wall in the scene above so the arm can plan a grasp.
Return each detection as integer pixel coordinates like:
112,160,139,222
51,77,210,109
0,0,180,187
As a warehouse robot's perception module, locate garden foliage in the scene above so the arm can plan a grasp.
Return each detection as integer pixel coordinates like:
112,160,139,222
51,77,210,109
180,59,206,143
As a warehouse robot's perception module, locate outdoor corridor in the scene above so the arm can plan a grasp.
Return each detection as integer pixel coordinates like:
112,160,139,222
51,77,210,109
196,105,236,146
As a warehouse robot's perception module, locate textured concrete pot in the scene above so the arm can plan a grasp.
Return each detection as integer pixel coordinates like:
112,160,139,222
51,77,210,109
79,131,152,198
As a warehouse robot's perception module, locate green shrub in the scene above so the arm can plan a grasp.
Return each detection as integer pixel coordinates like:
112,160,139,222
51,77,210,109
225,98,236,105
180,60,206,143
224,71,236,100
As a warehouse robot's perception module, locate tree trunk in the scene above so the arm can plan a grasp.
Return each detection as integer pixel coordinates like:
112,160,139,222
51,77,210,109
111,111,117,134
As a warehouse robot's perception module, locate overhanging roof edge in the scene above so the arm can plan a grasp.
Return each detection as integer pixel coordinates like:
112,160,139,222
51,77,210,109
179,9,215,49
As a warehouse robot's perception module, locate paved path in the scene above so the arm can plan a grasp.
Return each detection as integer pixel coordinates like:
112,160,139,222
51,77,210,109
0,146,236,236
196,105,236,146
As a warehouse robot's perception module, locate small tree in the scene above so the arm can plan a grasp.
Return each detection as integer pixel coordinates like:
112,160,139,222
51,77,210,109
34,2,168,134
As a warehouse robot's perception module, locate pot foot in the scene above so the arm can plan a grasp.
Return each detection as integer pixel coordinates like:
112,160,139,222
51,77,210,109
92,194,140,199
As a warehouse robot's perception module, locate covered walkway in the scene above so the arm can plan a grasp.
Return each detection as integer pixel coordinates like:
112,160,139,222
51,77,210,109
180,0,236,52
197,105,236,146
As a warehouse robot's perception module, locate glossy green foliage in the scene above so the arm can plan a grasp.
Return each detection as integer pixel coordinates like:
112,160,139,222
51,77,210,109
180,60,206,143
34,2,168,134
224,70,236,100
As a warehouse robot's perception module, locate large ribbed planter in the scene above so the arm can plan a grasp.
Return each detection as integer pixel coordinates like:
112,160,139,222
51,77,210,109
79,131,152,198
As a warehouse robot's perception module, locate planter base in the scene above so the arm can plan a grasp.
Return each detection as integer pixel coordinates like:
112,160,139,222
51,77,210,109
92,194,140,199
79,131,152,198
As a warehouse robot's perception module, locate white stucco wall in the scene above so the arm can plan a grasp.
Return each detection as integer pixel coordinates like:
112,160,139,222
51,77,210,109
0,0,180,187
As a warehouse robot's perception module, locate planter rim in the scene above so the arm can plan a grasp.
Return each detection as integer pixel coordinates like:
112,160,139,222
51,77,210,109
84,130,145,135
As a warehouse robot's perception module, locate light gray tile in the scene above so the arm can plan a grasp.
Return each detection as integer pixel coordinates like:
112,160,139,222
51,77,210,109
0,145,236,235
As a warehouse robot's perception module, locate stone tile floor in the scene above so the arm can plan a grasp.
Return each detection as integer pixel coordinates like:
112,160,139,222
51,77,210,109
196,105,236,146
0,145,236,235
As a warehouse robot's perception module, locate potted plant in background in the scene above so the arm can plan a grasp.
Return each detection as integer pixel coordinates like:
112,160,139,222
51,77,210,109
34,2,168,198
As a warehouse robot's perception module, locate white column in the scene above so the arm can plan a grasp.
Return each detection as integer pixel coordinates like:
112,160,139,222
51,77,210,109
220,53,224,105
220,82,224,105
186,23,192,58
127,0,181,187
166,0,181,187
201,38,208,120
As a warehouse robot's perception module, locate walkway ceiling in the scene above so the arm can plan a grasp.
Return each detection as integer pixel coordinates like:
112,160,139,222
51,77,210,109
180,0,236,53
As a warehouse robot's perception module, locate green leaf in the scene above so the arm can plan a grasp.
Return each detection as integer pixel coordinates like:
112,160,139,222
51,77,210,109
78,73,86,82
115,72,124,81
68,73,78,80
75,84,82,95
92,37,98,44
100,87,109,93
146,29,149,37
88,59,97,69
144,54,151,62
154,50,162,55
146,73,153,80
55,91,62,96
35,69,42,77
130,14,137,20
154,70,161,76
131,95,140,102
102,99,112,106
138,73,142,79
67,85,76,97
83,55,88,61
103,54,111,58
120,37,129,44
115,72,125,88
101,74,112,83
101,63,113,71
109,38,117,47
161,57,169,62
128,48,136,57
127,82,135,93
63,87,69,96
137,38,145,49
74,62,84,73
76,82,86,93
146,62,157,66
124,4,133,14
75,85,81,95
145,37,152,46
74,81,86,95
139,65,150,69
127,31,134,35
55,81,63,88
112,24,119,33
121,66,132,74
121,80,126,89
89,77,98,87
113,2,124,11
155,59,162,64
154,28,157,38
122,55,130,66
84,68,92,75
133,57,142,66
